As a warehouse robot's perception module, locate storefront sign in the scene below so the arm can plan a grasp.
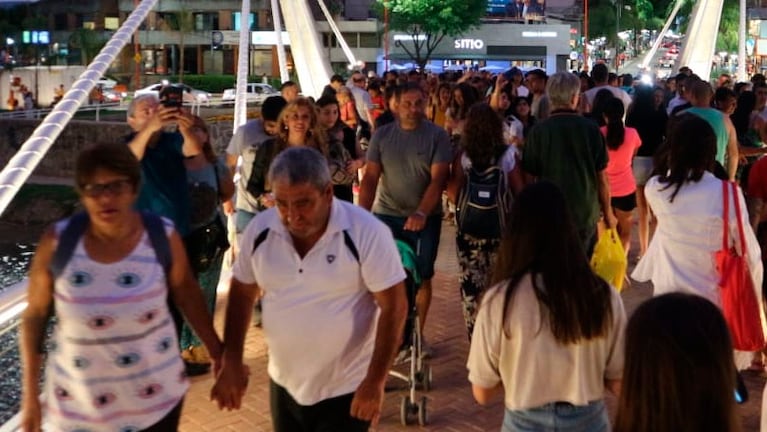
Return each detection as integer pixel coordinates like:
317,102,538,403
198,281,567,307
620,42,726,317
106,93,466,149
522,31,558,38
454,39,485,50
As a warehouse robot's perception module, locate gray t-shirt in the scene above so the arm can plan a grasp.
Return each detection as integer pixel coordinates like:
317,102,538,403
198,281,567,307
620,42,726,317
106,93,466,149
367,120,452,217
226,119,272,213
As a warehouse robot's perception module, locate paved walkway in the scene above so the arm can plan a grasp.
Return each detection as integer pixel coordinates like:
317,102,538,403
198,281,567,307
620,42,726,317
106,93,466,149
178,222,766,431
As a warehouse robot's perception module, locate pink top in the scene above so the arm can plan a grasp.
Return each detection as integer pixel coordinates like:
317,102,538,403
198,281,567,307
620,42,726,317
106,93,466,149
600,126,642,197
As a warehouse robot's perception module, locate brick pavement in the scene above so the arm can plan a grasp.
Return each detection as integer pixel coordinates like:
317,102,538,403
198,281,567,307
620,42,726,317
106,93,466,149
179,221,766,431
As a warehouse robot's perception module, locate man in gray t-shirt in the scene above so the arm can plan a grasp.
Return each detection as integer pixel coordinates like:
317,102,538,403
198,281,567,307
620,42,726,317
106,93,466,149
224,96,286,234
360,83,451,339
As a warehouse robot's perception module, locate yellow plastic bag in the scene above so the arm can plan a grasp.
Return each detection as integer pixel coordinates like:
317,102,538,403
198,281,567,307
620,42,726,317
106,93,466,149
590,229,628,291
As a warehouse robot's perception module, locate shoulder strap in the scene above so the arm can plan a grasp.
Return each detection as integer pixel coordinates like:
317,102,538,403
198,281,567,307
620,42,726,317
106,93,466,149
722,180,729,251
343,229,360,263
731,182,748,257
50,212,90,279
252,228,271,254
141,212,172,275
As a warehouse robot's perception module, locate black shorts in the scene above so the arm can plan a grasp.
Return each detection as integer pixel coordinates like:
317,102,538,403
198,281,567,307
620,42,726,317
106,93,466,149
611,193,637,212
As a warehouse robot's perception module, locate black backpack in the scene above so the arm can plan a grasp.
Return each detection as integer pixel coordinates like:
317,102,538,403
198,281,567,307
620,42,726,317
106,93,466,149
455,153,511,239
245,138,276,202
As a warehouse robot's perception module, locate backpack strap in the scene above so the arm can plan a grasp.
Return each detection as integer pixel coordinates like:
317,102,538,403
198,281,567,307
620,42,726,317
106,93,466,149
251,227,360,264
343,229,360,263
49,212,90,279
252,228,271,254
50,212,172,278
141,212,172,276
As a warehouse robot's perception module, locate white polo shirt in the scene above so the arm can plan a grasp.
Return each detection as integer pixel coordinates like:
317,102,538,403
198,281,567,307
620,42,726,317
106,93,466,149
232,198,406,405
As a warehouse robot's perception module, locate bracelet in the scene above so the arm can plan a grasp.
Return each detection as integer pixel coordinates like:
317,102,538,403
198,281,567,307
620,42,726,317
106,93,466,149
413,210,427,218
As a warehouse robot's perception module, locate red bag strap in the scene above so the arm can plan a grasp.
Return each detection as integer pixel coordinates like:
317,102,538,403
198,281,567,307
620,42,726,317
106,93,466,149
731,181,748,257
722,180,729,251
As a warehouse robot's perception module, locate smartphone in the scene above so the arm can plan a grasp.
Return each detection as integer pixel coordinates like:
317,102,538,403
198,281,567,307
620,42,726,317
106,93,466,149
159,85,184,108
735,371,748,404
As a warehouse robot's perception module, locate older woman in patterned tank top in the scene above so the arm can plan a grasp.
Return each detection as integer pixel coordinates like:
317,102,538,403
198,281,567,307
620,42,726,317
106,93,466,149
20,143,224,432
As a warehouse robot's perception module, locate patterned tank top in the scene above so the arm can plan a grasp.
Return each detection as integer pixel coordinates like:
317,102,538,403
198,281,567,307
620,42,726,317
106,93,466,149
44,218,188,432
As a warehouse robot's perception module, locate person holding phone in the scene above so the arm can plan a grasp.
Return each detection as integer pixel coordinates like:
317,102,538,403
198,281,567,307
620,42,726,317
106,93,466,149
125,93,203,338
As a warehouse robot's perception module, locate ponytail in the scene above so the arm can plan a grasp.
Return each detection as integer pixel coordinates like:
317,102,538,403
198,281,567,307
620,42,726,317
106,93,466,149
604,97,625,150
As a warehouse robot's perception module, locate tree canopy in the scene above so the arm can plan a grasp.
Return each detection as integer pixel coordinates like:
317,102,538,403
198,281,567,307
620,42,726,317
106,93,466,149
587,0,739,52
374,0,487,70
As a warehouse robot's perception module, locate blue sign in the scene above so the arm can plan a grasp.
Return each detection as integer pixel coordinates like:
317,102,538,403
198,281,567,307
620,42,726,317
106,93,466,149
22,30,50,45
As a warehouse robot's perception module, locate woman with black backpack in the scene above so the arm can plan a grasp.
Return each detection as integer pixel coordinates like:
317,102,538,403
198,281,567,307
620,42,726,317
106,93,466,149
446,103,524,340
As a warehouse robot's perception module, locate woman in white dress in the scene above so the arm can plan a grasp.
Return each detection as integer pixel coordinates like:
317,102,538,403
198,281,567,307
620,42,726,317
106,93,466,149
632,113,763,308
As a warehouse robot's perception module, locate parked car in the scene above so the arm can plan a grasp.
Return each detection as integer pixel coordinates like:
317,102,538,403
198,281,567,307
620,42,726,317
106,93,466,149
221,83,278,104
96,76,118,89
102,88,125,103
659,55,675,68
133,83,211,106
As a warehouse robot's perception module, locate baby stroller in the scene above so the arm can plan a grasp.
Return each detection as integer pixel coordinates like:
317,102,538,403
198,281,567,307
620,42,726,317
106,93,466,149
389,237,432,426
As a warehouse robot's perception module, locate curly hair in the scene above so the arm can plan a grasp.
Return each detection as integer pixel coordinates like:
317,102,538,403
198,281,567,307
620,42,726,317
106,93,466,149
461,103,507,170
275,97,328,157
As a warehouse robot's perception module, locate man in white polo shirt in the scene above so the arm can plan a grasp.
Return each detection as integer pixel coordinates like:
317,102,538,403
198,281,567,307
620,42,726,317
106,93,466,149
211,147,408,431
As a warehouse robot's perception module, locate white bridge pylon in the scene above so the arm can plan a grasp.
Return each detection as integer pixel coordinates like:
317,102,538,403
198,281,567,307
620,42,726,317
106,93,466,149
279,0,332,98
677,0,724,81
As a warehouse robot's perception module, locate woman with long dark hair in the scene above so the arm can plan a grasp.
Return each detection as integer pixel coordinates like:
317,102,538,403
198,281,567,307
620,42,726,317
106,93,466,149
626,85,667,258
633,114,762,311
510,96,535,139
180,116,234,374
468,181,625,431
601,97,642,254
446,103,523,340
446,82,480,138
316,95,365,202
614,293,741,432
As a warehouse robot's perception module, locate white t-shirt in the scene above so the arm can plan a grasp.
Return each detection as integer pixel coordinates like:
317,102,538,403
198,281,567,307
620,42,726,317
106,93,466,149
583,85,633,114
467,274,626,410
666,94,687,116
503,116,525,145
225,119,272,213
460,144,518,174
515,85,530,99
232,199,406,405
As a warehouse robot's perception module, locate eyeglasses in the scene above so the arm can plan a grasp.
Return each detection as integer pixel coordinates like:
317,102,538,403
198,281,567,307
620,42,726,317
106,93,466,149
81,179,133,198
353,77,365,83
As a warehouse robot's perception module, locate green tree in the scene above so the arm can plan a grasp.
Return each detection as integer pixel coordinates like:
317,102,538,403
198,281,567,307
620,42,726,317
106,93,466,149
68,28,108,65
170,9,196,82
373,0,487,71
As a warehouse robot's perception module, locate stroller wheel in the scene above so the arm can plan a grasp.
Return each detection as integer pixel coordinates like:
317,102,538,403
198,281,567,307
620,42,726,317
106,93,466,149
417,362,432,391
400,395,412,425
417,396,428,426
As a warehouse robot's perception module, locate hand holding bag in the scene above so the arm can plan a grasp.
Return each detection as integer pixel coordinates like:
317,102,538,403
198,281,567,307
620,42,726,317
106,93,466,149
590,228,627,291
715,181,765,351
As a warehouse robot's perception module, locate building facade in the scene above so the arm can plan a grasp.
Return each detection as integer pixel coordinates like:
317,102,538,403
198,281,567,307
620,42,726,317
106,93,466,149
20,0,574,89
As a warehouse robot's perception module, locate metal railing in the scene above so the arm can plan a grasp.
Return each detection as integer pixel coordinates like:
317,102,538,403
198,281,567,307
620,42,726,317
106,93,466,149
0,102,123,121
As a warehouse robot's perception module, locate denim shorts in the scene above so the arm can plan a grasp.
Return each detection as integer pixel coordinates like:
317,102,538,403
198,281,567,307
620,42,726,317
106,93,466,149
632,156,654,187
235,209,257,234
503,400,609,432
375,213,442,280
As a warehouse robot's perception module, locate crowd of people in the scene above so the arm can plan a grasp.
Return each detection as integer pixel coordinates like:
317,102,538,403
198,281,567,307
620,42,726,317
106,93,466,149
17,62,767,431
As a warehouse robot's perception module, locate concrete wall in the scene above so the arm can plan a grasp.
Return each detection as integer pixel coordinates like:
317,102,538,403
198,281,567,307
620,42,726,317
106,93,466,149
1,67,87,108
0,119,234,180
